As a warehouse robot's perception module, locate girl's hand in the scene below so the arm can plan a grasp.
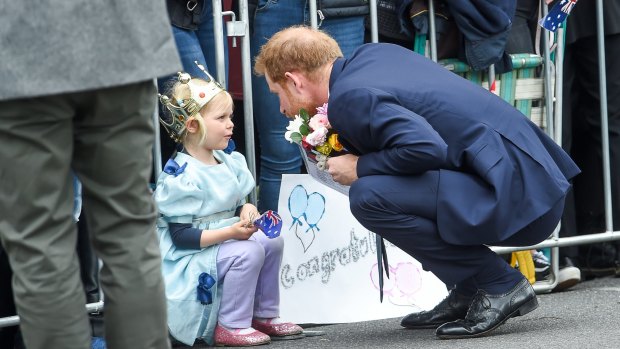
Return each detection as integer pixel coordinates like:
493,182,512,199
239,203,260,223
229,220,258,240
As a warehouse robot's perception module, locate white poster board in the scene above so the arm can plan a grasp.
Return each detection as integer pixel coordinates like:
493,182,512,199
277,174,447,324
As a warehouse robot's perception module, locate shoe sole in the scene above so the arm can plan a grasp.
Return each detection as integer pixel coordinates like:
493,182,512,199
215,340,271,347
401,324,444,330
270,333,306,341
553,278,580,292
437,296,539,340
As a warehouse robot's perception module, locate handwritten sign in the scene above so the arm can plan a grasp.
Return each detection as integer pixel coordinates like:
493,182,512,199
278,174,447,324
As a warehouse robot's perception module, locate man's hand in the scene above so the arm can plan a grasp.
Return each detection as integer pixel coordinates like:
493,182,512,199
326,154,359,185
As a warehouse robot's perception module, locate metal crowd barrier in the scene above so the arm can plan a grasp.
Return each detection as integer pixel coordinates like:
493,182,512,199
423,0,618,293
491,0,618,293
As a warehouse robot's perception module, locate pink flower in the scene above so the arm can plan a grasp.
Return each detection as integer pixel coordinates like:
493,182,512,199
308,113,330,131
304,127,329,146
316,103,328,116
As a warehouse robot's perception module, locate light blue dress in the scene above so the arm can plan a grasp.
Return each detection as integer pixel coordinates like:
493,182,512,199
154,150,255,345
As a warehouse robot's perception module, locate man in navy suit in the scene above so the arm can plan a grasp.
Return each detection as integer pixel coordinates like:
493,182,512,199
255,26,579,339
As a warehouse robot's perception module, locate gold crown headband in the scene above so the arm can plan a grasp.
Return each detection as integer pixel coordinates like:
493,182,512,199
158,61,225,143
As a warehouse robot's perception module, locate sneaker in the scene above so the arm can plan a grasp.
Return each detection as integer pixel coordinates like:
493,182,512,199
214,324,270,347
532,250,550,281
553,257,581,292
251,318,303,337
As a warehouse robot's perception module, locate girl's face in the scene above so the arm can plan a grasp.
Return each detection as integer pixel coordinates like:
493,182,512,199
201,102,234,151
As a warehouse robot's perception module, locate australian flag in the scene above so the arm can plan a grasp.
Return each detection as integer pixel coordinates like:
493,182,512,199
254,210,283,239
539,0,579,32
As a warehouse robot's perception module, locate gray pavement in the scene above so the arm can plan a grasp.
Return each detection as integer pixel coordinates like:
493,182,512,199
191,275,620,349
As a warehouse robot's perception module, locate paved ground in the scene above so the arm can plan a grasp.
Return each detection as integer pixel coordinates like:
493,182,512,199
188,275,620,348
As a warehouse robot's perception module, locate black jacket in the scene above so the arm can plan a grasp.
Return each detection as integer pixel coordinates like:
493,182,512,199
396,0,515,73
318,0,370,18
167,0,205,30
565,0,620,44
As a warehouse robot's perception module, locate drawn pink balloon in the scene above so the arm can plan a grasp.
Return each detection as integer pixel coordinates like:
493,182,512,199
393,262,422,296
369,263,395,294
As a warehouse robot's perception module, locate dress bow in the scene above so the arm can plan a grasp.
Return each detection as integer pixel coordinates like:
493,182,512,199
163,158,187,177
197,272,216,305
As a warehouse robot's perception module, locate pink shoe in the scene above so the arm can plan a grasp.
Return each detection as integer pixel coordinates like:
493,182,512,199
251,318,303,337
214,324,270,347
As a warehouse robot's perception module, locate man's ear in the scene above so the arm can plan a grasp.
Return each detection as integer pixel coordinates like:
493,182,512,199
284,71,304,94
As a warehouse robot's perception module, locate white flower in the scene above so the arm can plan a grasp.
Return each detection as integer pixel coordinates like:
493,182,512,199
287,115,304,132
284,116,305,142
316,153,328,170
284,130,296,143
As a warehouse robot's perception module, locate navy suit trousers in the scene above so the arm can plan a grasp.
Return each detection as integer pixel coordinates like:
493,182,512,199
349,171,565,288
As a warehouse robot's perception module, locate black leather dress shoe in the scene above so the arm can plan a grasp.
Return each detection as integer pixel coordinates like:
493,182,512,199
400,290,472,329
435,278,538,339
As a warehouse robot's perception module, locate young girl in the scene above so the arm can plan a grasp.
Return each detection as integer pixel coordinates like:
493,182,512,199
155,69,303,347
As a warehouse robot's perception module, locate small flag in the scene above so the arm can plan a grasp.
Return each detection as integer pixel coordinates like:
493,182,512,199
539,0,578,32
254,210,283,239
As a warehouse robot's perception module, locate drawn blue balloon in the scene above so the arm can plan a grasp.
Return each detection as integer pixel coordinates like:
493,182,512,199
304,193,325,232
288,185,308,227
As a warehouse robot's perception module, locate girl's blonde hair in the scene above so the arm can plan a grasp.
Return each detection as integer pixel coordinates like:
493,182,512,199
167,78,234,145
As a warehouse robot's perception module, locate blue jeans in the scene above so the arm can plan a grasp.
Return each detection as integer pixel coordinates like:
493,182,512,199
72,173,82,222
158,0,228,91
251,0,365,211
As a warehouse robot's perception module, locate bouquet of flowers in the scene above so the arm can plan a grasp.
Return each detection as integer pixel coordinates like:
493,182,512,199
284,104,345,168
284,104,350,195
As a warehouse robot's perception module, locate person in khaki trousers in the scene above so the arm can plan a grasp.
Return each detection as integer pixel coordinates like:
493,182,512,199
0,1,181,348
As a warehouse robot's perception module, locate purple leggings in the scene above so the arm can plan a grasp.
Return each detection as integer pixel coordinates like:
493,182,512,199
216,232,284,328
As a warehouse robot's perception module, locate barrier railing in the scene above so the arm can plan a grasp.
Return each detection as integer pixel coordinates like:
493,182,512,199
490,0,618,294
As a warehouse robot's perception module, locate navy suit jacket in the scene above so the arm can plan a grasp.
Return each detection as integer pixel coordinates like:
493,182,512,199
328,43,580,245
